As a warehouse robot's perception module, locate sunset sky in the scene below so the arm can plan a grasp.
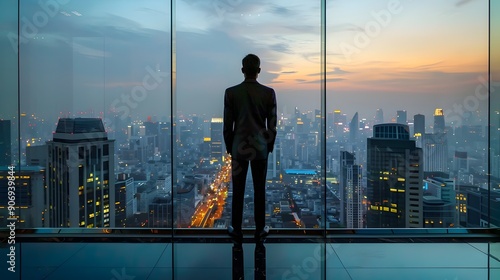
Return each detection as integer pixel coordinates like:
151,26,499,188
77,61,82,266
0,0,497,127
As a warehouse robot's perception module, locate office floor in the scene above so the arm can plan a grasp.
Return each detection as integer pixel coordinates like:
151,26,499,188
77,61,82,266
0,241,498,279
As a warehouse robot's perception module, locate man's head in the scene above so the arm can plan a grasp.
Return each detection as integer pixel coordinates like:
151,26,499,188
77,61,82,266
242,54,261,79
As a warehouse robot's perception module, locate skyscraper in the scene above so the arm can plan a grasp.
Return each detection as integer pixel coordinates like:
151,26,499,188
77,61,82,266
0,166,45,227
210,118,223,163
267,138,281,179
423,133,449,172
333,110,346,136
349,112,359,150
46,118,115,227
339,151,363,228
413,114,425,136
397,110,407,125
366,123,423,228
0,120,11,166
433,108,445,134
374,109,384,125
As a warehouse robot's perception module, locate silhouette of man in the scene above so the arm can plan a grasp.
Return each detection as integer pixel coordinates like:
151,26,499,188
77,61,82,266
223,54,277,244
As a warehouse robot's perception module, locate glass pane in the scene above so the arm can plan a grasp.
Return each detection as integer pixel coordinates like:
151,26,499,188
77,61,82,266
174,0,323,230
0,1,20,278
327,0,489,228
490,0,500,229
17,0,171,228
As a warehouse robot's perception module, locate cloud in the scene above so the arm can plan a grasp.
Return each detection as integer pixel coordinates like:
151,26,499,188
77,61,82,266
307,67,351,76
270,43,292,54
282,71,298,74
331,67,350,75
456,0,477,7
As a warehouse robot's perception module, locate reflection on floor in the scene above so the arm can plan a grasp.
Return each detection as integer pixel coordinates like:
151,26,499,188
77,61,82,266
0,242,498,279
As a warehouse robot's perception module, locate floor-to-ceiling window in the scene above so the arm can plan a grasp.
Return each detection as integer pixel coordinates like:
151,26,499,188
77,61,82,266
174,0,323,231
326,0,490,229
6,0,171,229
0,0,496,231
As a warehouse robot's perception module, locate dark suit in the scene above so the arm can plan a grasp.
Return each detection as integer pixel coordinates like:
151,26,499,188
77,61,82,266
223,78,277,233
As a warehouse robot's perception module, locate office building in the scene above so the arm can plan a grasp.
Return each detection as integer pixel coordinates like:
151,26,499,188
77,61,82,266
339,151,363,228
397,110,407,125
0,120,11,166
210,118,223,163
423,133,449,172
422,177,456,228
0,166,45,228
46,118,115,227
367,123,423,228
434,108,446,134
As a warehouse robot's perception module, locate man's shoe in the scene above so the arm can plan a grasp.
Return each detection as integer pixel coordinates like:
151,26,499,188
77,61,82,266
228,226,243,245
255,225,270,243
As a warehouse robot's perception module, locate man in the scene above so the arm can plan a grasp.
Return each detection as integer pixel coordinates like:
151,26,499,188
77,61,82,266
223,54,277,245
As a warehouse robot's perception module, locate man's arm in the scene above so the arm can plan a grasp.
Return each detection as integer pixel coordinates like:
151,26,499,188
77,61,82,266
223,89,234,155
267,89,277,153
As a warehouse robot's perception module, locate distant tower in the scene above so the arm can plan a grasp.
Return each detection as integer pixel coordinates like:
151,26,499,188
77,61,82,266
0,120,11,166
339,151,363,228
413,114,425,136
367,123,423,228
349,112,359,143
423,133,449,172
374,109,384,125
267,138,281,179
46,118,115,228
396,110,407,125
413,114,425,147
433,108,445,134
333,110,346,136
210,118,224,163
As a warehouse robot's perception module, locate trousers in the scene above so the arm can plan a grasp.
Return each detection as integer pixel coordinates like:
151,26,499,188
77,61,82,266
231,158,268,233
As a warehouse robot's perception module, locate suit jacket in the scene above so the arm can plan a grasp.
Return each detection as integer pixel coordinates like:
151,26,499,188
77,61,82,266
223,78,277,161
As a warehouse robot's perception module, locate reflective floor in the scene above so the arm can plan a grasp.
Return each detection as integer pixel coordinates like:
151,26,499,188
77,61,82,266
0,241,498,280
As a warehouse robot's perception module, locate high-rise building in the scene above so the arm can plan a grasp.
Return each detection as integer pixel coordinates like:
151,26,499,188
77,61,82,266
210,118,223,163
158,121,171,157
0,166,45,227
366,123,423,228
46,118,115,228
267,138,281,179
413,114,425,136
433,108,445,134
339,151,363,228
422,177,456,228
0,120,11,166
115,173,134,227
374,109,384,125
423,133,449,172
333,110,346,136
397,110,407,125
349,112,359,151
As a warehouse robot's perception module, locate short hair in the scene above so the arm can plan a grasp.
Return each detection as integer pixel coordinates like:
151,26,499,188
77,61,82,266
242,54,260,77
